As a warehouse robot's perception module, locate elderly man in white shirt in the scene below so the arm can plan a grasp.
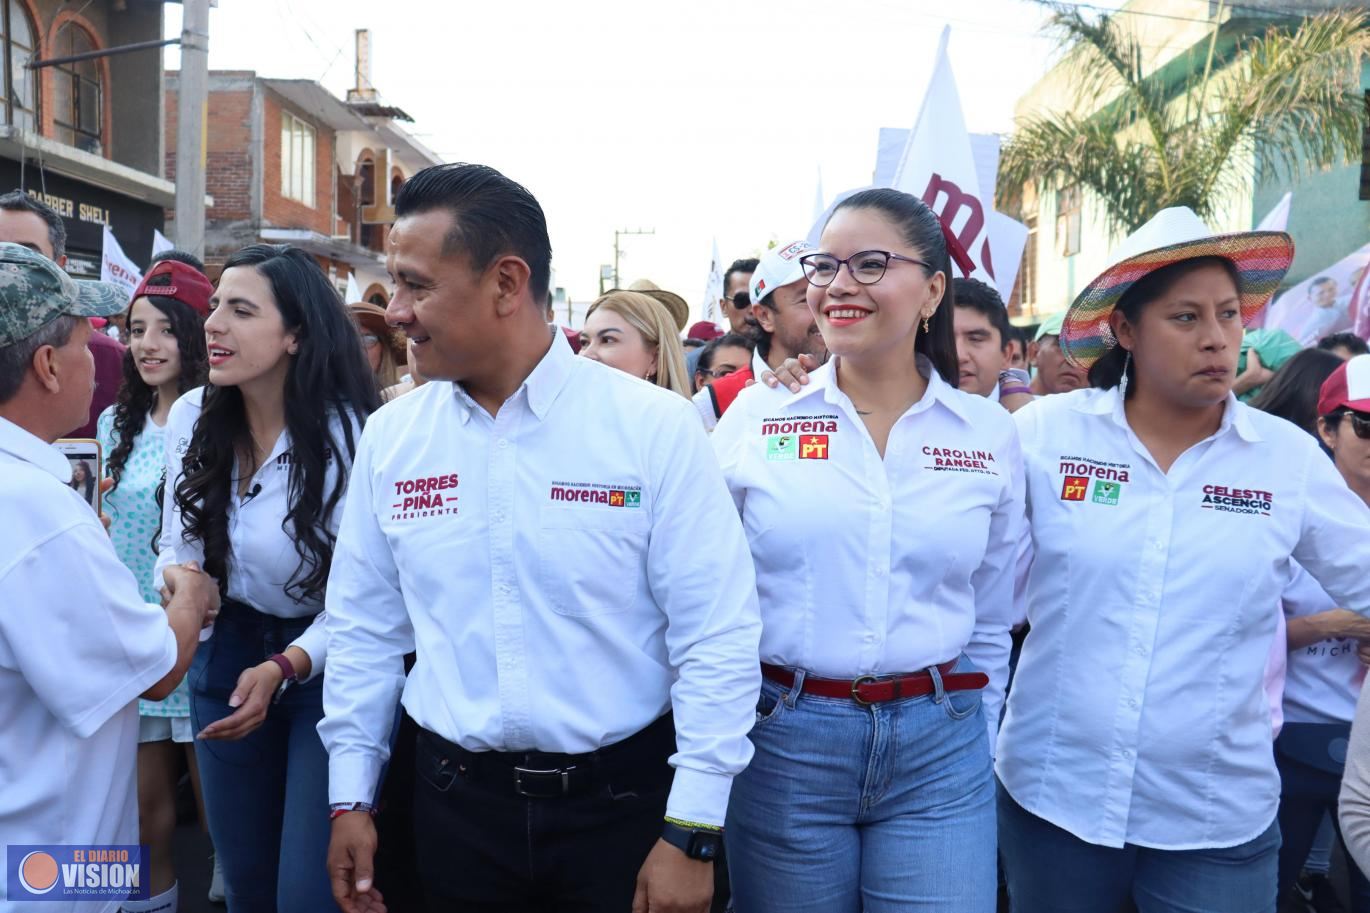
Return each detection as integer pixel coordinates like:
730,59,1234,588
321,163,761,913
0,243,216,912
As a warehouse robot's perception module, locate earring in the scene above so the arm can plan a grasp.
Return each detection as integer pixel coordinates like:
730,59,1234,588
922,316,931,334
1119,351,1133,397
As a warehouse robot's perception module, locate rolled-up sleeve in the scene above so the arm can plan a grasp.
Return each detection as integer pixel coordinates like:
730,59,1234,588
153,397,204,590
647,400,762,827
318,430,414,806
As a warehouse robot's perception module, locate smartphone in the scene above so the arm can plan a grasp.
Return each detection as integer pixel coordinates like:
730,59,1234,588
55,438,103,515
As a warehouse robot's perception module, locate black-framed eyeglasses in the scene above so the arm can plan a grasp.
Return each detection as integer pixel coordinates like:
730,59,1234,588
699,365,744,380
799,250,932,288
1331,409,1370,440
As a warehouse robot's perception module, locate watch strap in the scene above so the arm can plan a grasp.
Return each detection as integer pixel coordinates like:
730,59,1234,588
661,818,723,861
267,652,298,683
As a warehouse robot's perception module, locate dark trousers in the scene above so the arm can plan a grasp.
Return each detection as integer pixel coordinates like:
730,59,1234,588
413,717,675,913
1276,750,1370,911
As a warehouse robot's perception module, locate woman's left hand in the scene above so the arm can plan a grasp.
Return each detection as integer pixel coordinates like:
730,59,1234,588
197,661,284,741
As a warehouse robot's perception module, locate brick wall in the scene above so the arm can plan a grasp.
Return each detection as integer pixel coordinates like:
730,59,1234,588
165,85,254,222
262,92,334,235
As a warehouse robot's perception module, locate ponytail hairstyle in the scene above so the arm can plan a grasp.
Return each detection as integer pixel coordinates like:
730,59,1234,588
1088,256,1242,394
174,244,382,602
825,188,959,386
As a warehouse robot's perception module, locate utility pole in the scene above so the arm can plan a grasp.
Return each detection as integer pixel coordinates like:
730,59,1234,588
174,0,209,259
613,227,654,289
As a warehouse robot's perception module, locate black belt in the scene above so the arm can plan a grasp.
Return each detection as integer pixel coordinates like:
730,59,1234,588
418,713,676,799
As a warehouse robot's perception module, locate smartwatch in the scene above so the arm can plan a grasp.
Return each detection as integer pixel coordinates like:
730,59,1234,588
268,652,298,704
661,819,723,862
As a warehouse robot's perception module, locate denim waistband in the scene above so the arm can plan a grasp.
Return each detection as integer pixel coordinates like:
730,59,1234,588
215,596,318,639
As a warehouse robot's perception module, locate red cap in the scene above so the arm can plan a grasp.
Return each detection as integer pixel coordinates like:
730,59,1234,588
1318,353,1370,416
131,259,214,318
561,325,582,354
687,321,724,341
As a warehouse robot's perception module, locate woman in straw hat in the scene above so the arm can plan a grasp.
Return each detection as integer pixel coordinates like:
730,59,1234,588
578,290,692,398
347,301,406,395
994,208,1370,912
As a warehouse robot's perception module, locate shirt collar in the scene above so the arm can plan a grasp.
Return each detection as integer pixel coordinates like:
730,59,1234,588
450,326,572,423
781,354,971,424
0,415,74,482
1076,385,1264,443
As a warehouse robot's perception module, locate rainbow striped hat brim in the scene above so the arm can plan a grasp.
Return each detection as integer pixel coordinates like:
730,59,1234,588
1059,207,1294,370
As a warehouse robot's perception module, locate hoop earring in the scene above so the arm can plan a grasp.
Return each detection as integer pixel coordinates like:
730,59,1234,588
1119,351,1133,397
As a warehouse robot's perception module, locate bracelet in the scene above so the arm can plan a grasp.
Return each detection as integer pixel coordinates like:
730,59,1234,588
663,816,723,833
330,802,376,819
999,385,1033,397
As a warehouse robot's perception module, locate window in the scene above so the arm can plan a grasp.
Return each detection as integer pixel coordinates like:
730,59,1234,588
357,156,375,206
281,112,316,207
1056,184,1082,258
1,1,37,130
1021,213,1038,312
52,23,101,154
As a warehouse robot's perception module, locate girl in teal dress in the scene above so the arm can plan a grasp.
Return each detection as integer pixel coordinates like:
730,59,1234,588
97,253,213,913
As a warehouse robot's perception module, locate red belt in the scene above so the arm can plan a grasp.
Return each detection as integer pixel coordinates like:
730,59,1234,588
761,662,989,707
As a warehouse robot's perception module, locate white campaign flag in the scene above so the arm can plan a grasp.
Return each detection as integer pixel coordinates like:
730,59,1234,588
151,228,174,259
345,272,362,304
890,27,1028,301
813,167,826,224
1257,192,1292,232
100,225,141,299
700,236,724,325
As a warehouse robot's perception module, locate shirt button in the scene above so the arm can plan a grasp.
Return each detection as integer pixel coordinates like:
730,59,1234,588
1129,699,1139,709
498,439,508,449
1134,645,1147,657
1122,749,1133,760
1152,541,1164,552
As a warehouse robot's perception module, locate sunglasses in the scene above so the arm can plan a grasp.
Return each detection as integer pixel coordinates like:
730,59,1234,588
1332,410,1370,440
721,291,750,311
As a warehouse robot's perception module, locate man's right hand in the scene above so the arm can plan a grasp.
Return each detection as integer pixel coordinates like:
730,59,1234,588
760,352,821,393
162,562,220,627
329,811,386,913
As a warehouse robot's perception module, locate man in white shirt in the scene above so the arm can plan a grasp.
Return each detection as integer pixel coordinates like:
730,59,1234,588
0,242,216,911
322,163,762,913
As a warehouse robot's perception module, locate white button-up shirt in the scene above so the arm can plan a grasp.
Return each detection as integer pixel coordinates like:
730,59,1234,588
711,357,1026,739
319,331,761,826
0,417,175,908
1282,564,1362,726
997,387,1370,850
155,387,360,676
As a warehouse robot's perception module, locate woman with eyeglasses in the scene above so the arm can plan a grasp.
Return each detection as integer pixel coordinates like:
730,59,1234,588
711,188,1024,913
693,332,754,392
348,302,404,397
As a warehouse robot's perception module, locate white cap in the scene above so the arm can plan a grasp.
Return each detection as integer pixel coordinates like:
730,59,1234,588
750,240,815,306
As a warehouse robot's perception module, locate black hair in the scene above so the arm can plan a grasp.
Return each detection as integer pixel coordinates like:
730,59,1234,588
824,188,959,385
696,332,755,374
723,258,759,294
0,189,66,260
395,163,552,302
1250,348,1345,435
173,245,382,603
1317,332,1369,357
150,248,207,273
108,273,209,492
1088,256,1242,392
952,277,1012,348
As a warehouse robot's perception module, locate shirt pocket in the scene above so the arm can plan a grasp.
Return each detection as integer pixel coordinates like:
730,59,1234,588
538,505,650,617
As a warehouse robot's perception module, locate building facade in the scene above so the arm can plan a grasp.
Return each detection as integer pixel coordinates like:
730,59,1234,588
1008,0,1369,324
165,35,441,299
0,0,171,276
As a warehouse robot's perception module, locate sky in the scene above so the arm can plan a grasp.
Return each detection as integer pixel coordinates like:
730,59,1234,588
164,0,1127,317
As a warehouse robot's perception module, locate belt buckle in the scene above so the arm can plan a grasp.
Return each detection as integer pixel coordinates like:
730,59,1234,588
850,674,879,707
513,765,576,798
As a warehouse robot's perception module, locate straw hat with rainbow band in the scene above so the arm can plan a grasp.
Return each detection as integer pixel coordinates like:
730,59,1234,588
1058,207,1294,371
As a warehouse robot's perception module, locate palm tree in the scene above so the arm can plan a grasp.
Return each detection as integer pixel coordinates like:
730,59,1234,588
998,5,1370,236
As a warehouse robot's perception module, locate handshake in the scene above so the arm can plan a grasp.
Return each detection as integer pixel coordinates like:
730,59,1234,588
161,561,221,629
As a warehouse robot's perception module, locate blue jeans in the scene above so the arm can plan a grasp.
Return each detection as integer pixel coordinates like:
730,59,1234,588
726,657,997,913
998,782,1280,913
188,602,338,913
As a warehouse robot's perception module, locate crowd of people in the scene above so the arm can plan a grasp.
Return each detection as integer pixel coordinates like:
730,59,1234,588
2,162,1370,913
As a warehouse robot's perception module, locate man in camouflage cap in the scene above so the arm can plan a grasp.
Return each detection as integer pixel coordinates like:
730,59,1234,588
0,240,218,902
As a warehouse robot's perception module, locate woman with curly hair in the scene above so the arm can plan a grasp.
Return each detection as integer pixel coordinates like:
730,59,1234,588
96,251,213,913
156,244,380,912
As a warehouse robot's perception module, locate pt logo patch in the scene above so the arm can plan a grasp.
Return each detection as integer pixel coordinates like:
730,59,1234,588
1092,480,1121,506
800,435,829,460
1061,476,1089,501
